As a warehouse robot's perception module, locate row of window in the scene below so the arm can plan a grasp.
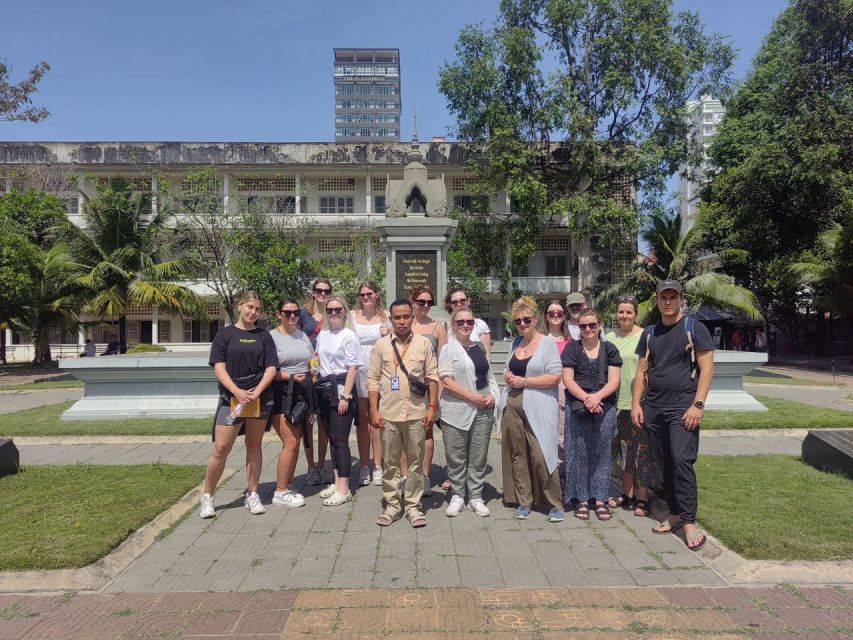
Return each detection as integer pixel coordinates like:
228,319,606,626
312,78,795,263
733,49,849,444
336,99,398,110
335,128,398,138
335,83,398,96
335,113,398,124
334,65,399,77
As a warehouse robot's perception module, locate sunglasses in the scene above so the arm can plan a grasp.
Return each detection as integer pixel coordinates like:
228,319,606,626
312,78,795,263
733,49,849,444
450,298,469,306
413,299,435,307
616,295,638,303
546,311,565,318
326,307,344,315
358,292,375,298
313,288,331,295
391,314,412,321
579,322,599,330
513,316,534,326
278,309,299,318
454,319,476,327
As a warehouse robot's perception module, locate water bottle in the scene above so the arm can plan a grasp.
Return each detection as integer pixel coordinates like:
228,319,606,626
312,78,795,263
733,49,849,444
310,352,320,384
224,402,244,425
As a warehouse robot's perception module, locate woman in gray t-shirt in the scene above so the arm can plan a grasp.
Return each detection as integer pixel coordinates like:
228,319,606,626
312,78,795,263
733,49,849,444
268,298,314,508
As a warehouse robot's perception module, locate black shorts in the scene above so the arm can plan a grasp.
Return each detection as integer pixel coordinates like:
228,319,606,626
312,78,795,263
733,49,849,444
211,394,274,441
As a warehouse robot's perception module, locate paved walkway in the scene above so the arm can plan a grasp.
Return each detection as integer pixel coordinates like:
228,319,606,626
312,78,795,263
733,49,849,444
1,585,851,639
0,388,82,414
13,432,805,593
746,382,853,412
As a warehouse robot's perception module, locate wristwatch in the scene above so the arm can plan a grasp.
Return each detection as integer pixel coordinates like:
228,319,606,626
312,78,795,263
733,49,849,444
693,400,704,409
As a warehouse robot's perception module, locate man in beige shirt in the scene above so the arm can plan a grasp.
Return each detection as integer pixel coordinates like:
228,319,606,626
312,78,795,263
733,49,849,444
368,299,439,527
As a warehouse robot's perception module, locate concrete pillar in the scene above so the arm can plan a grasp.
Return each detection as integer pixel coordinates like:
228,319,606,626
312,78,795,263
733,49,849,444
151,306,159,345
78,326,85,347
4,177,11,194
295,175,302,214
366,171,373,273
151,175,158,215
222,173,230,213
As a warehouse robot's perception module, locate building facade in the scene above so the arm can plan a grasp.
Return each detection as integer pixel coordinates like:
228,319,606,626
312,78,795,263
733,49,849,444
679,95,724,232
334,48,401,143
0,140,635,359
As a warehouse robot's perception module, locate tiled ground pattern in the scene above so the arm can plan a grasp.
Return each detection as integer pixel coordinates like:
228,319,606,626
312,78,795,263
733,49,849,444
0,586,850,639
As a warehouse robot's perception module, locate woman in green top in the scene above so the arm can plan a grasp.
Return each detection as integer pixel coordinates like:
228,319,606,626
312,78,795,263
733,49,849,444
605,295,656,517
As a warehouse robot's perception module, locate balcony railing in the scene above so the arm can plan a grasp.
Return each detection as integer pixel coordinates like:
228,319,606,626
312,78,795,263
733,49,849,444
486,276,573,295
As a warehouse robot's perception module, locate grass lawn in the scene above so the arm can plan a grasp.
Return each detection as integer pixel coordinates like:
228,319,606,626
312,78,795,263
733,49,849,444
697,455,852,561
0,380,84,391
0,464,204,570
703,395,853,430
0,402,210,436
744,374,841,387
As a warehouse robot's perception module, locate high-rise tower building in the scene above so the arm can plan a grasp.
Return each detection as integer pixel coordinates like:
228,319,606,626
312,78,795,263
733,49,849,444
679,95,724,232
334,48,401,142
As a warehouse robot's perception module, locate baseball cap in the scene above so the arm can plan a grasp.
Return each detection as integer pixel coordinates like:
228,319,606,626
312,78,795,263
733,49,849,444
656,279,683,294
565,292,586,306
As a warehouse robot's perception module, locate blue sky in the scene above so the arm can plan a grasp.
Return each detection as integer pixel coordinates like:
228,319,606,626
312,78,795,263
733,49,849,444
2,0,789,143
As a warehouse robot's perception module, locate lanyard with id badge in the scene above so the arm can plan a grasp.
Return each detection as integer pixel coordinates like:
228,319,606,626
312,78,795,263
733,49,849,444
391,338,411,392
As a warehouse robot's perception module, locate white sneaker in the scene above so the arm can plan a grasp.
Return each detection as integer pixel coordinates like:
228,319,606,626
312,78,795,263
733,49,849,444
319,483,337,499
358,466,371,486
244,491,265,515
422,475,433,497
445,495,465,517
372,467,383,485
468,498,490,517
306,467,323,485
272,489,305,508
199,493,215,519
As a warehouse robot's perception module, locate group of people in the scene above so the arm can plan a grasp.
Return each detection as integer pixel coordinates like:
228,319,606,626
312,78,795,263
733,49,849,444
199,277,714,551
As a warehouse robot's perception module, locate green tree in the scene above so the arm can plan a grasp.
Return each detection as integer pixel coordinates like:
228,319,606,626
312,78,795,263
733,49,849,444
791,213,853,315
170,168,244,322
60,179,204,349
14,244,85,364
603,209,761,324
439,0,734,290
0,215,39,362
704,0,852,349
230,207,318,315
0,188,67,247
0,60,50,123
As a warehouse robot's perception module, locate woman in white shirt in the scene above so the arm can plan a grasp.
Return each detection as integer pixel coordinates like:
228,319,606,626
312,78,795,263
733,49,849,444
444,287,492,359
314,295,362,506
439,306,498,517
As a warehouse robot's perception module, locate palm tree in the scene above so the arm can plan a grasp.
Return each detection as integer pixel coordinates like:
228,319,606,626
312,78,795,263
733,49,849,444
14,244,86,364
60,180,205,349
602,209,762,324
790,217,853,314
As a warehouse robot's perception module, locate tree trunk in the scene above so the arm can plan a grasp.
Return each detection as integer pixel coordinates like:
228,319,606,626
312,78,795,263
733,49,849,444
119,315,127,353
0,328,5,364
32,326,52,365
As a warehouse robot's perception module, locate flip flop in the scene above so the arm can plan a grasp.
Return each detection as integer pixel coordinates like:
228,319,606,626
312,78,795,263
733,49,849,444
652,520,684,535
686,530,707,551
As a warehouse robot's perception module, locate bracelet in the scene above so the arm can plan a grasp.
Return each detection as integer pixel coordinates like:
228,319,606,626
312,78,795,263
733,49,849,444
523,378,528,388
429,404,438,410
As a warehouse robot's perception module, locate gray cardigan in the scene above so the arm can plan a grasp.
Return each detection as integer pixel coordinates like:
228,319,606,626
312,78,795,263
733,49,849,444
501,337,562,474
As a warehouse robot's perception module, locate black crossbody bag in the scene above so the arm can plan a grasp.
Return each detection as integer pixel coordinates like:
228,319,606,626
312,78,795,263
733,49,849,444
391,340,429,397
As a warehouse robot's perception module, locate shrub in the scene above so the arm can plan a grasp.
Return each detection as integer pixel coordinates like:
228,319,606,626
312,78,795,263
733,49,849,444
126,343,167,353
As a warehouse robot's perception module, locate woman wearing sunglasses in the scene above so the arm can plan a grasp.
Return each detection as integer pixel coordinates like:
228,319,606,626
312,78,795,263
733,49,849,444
605,295,655,517
438,306,498,517
540,300,571,482
562,309,622,521
269,298,314,508
408,285,447,496
351,281,390,487
444,287,492,359
314,295,362,505
501,296,564,522
298,278,333,486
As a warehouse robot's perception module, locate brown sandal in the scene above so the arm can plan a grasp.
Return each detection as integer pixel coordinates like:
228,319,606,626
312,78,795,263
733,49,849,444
406,510,427,528
376,512,399,527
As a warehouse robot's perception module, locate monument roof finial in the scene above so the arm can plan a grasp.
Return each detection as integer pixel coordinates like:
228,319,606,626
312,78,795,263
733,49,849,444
407,103,422,162
412,103,418,145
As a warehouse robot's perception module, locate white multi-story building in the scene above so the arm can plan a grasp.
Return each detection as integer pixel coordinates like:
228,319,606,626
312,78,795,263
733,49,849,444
334,48,401,143
0,140,635,359
679,95,724,232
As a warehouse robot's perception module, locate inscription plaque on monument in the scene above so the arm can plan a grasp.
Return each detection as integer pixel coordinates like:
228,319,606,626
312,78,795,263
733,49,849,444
395,250,437,299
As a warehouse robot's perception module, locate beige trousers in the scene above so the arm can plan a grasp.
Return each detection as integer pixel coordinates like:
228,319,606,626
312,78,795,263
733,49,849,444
381,419,425,517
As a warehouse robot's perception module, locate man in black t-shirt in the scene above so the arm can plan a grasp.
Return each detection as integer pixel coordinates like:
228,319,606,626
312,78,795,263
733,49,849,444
631,280,714,551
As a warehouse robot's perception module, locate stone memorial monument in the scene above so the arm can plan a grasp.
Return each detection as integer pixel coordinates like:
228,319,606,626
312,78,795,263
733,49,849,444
377,134,457,317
